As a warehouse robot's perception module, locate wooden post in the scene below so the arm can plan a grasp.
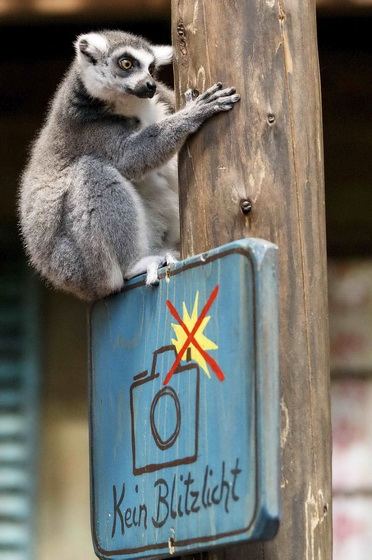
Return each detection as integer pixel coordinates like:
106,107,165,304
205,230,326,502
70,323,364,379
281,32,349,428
171,1,332,559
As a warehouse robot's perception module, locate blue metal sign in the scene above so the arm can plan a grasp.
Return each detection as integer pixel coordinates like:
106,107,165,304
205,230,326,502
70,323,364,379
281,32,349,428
89,238,280,559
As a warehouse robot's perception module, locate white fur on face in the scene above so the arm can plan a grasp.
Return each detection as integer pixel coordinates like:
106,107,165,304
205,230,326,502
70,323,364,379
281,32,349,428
76,38,171,106
79,45,155,102
80,65,112,100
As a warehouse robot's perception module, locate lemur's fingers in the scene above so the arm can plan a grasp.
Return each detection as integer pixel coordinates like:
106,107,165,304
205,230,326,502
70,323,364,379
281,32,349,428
145,262,160,286
164,252,178,265
217,94,241,105
145,252,179,285
126,254,178,287
125,255,162,281
203,94,240,114
198,82,223,101
207,87,237,102
215,103,234,112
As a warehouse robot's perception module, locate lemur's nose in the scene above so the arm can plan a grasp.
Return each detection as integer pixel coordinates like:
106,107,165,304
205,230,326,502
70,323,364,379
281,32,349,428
135,79,157,98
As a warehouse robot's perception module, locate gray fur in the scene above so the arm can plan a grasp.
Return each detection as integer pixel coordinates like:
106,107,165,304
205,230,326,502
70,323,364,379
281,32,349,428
19,30,240,301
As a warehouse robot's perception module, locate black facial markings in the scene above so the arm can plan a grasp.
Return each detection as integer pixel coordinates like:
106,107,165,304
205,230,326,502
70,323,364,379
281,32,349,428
117,54,138,71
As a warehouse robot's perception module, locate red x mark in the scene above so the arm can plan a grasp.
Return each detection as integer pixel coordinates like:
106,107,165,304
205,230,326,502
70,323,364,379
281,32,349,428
163,285,225,385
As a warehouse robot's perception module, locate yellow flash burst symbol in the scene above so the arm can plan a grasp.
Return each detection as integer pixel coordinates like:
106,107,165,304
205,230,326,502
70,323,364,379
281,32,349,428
170,291,218,378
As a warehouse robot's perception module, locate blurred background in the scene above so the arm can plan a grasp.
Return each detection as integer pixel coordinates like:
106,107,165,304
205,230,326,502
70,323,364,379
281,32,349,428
0,1,371,559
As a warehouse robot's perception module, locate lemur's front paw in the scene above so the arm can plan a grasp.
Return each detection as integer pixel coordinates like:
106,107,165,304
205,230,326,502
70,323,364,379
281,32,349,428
184,82,240,118
125,253,178,286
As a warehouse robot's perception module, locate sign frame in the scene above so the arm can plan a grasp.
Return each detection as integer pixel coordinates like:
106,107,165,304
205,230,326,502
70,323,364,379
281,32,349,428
89,238,280,559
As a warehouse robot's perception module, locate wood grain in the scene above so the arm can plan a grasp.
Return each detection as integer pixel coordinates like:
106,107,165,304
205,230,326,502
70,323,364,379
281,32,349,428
171,0,332,558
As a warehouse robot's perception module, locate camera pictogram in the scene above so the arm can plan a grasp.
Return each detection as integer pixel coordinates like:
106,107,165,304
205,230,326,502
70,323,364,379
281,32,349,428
130,345,200,476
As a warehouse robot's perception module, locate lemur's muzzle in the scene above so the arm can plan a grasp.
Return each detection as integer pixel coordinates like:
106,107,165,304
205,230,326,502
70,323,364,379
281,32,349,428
133,78,157,99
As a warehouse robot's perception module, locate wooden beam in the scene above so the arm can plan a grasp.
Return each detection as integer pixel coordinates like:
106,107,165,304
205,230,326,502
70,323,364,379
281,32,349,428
171,0,332,558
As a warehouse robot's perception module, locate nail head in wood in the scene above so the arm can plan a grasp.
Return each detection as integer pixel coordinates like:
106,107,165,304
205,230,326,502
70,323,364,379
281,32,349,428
240,199,252,214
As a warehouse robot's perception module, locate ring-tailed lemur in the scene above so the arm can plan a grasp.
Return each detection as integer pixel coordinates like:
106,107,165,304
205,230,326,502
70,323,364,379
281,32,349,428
19,30,240,301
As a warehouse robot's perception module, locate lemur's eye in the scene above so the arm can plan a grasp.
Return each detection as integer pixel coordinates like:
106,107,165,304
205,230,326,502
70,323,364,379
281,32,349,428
119,58,133,70
149,64,155,76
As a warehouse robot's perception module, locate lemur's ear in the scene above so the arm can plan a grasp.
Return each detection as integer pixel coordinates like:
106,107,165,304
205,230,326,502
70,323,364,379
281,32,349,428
153,45,173,66
75,33,108,63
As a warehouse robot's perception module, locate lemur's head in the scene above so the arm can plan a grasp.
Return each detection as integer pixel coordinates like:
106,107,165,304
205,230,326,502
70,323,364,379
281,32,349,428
75,30,173,101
